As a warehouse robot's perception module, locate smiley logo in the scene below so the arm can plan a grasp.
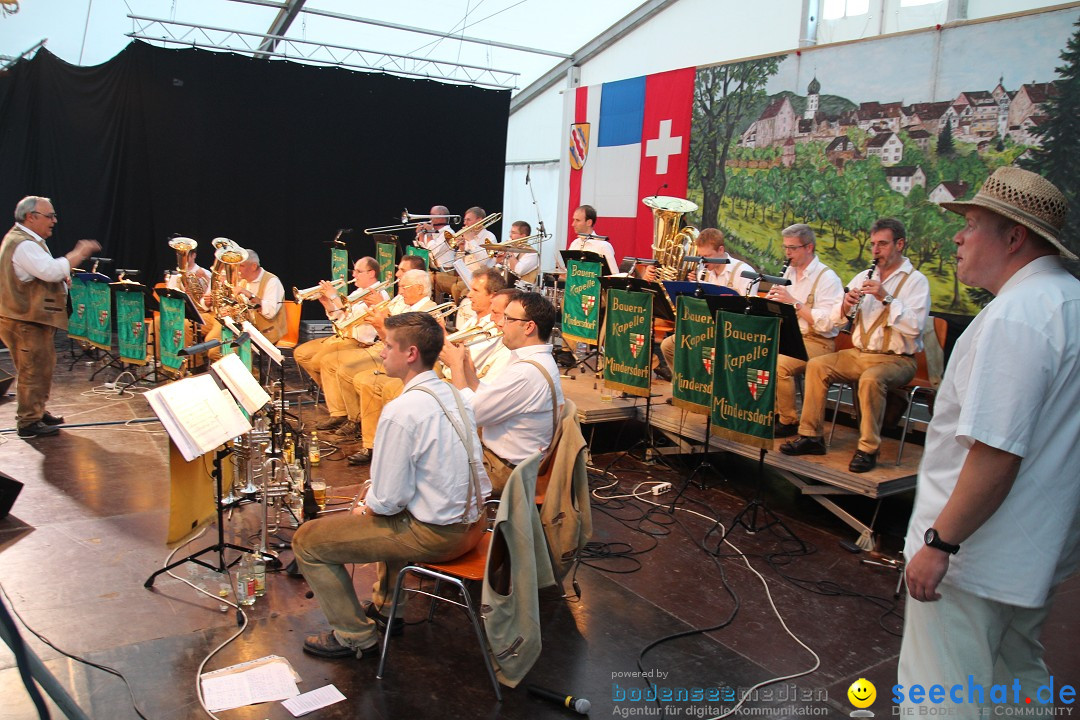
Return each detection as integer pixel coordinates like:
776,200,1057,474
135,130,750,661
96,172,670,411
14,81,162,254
847,678,876,709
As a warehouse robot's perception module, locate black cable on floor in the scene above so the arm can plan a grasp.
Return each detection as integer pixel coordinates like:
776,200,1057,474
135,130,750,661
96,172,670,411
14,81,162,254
0,582,149,720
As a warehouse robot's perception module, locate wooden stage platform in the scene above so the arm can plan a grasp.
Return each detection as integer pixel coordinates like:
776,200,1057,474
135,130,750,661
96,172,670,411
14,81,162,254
560,374,919,540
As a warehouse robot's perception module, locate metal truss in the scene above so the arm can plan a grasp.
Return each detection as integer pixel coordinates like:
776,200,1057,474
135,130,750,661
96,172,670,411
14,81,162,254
127,15,519,90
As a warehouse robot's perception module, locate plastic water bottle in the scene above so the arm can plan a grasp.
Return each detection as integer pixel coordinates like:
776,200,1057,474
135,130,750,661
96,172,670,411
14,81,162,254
236,555,256,606
252,553,267,597
309,432,321,466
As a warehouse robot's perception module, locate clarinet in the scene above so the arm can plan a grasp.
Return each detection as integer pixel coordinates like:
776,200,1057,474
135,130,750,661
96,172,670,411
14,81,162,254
840,260,877,334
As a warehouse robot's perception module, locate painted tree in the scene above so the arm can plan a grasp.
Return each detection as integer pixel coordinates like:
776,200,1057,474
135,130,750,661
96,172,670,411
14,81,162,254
689,55,785,228
937,120,955,156
1021,17,1080,261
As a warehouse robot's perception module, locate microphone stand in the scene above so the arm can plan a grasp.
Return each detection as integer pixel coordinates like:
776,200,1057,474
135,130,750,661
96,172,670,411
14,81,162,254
525,164,551,294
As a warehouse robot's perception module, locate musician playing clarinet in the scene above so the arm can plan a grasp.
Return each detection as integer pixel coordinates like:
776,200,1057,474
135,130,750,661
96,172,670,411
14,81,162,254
766,224,844,439
780,218,930,473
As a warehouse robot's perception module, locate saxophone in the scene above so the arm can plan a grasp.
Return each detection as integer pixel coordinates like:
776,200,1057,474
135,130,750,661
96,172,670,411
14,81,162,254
168,237,209,300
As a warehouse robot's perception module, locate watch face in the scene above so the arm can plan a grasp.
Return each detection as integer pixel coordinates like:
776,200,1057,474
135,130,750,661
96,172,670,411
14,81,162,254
924,528,936,544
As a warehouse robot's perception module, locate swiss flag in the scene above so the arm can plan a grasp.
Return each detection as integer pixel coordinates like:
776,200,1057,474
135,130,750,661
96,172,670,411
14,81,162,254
567,67,696,263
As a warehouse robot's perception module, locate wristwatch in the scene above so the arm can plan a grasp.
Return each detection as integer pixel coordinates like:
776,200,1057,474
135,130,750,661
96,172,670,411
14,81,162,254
794,301,803,311
882,293,894,305
924,527,960,554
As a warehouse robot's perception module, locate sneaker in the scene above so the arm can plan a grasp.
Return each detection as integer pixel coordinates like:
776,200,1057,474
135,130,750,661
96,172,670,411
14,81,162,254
773,421,799,438
347,448,373,465
779,435,827,456
302,630,378,660
17,421,60,438
316,415,347,431
848,450,878,473
364,601,404,636
41,411,65,426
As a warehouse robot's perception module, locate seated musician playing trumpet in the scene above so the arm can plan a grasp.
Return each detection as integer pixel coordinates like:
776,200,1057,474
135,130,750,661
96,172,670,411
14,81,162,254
294,257,390,433
334,268,444,461
441,269,512,382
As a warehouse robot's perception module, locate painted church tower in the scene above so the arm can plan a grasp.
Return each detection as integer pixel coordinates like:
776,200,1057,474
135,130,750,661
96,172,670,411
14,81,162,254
805,76,821,120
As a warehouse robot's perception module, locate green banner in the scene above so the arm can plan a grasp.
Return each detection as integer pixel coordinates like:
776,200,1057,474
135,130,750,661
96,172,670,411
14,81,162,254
376,241,396,283
330,247,349,295
560,259,602,345
159,296,186,372
116,290,147,365
671,296,716,415
710,311,780,450
222,327,252,370
85,281,112,350
602,289,652,397
68,276,88,340
405,245,430,270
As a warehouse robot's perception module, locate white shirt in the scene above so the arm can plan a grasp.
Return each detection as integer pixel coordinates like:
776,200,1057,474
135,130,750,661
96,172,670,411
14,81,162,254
367,371,491,525
238,268,284,321
441,314,512,382
416,226,455,270
463,344,564,465
905,256,1080,607
11,223,70,284
781,256,844,338
835,257,930,355
568,236,619,275
703,257,757,296
508,251,539,277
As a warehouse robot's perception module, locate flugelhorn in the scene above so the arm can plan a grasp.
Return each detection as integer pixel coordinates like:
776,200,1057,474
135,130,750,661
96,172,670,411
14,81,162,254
293,278,354,303
443,212,502,250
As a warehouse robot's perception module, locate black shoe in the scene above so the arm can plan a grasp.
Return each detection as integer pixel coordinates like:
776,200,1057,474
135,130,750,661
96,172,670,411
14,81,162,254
302,630,378,659
364,601,404,636
779,435,826,456
774,421,799,438
317,415,347,431
654,365,672,382
849,450,878,473
17,421,60,438
347,448,373,465
41,411,65,426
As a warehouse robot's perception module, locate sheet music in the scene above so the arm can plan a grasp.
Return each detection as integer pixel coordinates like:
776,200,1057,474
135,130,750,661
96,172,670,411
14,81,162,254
199,657,299,712
211,353,270,414
240,320,284,365
281,685,347,716
146,375,252,461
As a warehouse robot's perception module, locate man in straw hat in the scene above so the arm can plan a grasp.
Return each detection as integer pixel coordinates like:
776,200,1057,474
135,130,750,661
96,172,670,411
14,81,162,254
898,166,1080,716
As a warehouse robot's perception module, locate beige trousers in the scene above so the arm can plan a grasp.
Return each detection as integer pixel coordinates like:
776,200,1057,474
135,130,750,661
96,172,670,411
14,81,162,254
798,347,916,454
357,373,404,450
322,343,382,419
0,317,56,427
774,334,836,425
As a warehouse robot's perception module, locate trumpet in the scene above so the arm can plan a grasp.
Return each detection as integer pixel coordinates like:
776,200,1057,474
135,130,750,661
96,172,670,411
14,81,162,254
465,328,503,347
293,278,355,303
427,302,458,322
446,324,497,344
343,277,397,308
333,296,397,338
443,212,502,250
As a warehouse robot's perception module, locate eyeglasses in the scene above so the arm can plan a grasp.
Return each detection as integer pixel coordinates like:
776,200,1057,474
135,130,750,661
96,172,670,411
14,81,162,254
31,211,58,220
782,243,808,251
502,315,532,324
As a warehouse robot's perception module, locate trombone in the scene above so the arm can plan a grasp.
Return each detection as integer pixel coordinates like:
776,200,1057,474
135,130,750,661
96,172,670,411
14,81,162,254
443,212,502,250
363,209,461,236
293,278,356,303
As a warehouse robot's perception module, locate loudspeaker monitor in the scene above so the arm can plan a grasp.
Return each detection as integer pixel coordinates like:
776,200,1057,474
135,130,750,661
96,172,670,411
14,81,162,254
0,472,24,520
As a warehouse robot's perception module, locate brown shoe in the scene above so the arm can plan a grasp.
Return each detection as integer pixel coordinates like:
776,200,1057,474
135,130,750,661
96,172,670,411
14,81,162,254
41,411,65,426
302,630,378,659
316,415,347,431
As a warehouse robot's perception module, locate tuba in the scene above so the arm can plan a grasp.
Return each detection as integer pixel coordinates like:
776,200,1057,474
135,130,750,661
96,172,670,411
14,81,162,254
644,196,700,282
209,238,250,321
169,236,209,300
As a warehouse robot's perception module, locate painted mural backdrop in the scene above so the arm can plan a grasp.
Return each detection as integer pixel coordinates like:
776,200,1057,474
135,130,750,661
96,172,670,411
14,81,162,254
564,7,1079,316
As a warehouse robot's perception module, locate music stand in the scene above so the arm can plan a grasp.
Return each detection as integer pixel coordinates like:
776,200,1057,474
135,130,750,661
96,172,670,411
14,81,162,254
559,250,606,373
111,279,161,390
68,272,111,370
707,296,806,544
158,287,207,377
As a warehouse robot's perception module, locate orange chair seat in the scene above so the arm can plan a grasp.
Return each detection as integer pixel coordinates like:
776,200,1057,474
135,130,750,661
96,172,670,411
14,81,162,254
419,533,490,583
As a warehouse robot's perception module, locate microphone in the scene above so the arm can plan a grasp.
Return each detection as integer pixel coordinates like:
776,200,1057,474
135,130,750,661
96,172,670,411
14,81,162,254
653,182,668,198
741,269,790,286
527,685,591,715
89,256,113,264
178,339,220,356
116,268,141,277
526,165,531,185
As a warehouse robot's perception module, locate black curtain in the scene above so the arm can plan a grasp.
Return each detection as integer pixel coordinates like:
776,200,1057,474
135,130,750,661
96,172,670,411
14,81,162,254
0,42,509,303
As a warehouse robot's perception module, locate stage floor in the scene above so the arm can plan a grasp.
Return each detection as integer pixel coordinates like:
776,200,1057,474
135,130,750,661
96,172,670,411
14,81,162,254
0,344,1077,719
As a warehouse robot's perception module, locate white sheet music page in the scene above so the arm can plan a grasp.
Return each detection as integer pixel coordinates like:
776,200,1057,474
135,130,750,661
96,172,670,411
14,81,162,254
199,657,299,712
210,353,270,414
281,684,347,716
146,375,252,461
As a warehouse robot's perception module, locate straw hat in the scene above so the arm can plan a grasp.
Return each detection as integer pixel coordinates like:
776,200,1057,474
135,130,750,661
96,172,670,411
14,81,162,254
942,166,1075,261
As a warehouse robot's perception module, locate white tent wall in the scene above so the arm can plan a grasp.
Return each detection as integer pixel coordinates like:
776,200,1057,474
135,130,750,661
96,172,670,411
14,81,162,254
502,0,1066,272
